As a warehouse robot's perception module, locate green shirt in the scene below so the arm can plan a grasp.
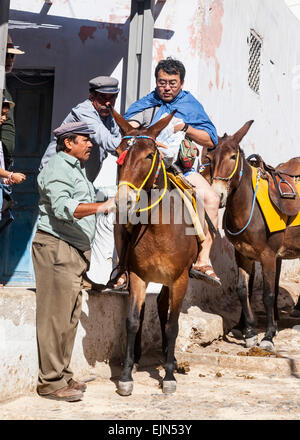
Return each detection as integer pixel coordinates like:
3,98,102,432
37,151,96,251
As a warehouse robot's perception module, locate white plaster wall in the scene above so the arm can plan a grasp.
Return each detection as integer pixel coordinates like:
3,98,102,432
285,0,300,20
152,0,300,165
151,0,300,279
6,1,300,279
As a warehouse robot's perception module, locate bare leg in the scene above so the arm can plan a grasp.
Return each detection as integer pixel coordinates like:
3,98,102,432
186,172,219,264
186,172,221,286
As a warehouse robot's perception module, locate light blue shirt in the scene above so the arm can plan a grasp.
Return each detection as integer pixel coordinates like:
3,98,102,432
39,99,122,182
37,151,96,251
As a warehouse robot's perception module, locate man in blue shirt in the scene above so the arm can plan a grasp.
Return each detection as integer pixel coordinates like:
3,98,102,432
113,58,221,288
32,121,115,402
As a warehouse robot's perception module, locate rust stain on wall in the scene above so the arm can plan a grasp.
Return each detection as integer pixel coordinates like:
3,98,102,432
78,25,97,44
153,41,166,63
200,0,224,88
98,23,127,42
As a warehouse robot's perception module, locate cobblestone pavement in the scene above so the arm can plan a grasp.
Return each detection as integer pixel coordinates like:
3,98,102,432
1,321,300,421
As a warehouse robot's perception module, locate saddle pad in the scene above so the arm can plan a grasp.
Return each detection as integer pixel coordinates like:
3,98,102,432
167,172,206,243
252,167,300,233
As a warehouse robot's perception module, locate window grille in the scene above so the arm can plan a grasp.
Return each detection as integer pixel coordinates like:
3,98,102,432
248,30,262,95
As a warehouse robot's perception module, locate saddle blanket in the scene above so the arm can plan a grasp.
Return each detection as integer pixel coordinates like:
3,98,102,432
251,166,300,233
167,172,206,242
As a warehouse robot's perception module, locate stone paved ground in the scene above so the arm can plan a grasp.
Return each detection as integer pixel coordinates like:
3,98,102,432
1,318,300,421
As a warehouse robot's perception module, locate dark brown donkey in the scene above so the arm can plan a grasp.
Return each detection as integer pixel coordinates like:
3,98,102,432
204,121,300,351
110,108,200,396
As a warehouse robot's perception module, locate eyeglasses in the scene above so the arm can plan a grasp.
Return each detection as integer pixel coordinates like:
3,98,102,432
156,80,179,89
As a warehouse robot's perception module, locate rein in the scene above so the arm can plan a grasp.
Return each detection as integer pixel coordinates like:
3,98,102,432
117,135,168,213
208,146,261,235
218,150,261,236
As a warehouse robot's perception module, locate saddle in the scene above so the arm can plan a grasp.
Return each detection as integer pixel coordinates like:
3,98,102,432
166,168,206,243
247,155,300,217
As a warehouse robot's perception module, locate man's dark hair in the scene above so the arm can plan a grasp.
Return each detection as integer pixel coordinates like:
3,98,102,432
56,133,78,152
155,57,186,82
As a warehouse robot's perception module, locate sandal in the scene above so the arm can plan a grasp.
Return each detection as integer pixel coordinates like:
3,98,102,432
104,267,129,292
189,264,221,288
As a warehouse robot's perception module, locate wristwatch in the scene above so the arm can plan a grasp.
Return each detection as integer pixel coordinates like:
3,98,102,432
182,123,189,133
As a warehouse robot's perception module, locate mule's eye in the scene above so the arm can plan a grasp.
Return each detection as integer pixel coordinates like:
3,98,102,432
146,153,154,160
231,154,237,160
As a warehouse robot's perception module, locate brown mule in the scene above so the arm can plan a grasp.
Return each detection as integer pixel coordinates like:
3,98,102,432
110,107,200,395
204,121,300,351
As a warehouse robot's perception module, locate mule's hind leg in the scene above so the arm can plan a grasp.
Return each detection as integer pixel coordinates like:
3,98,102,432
118,273,146,396
232,252,257,347
230,258,255,340
132,302,145,373
274,258,281,323
160,273,188,394
157,286,170,358
259,254,278,352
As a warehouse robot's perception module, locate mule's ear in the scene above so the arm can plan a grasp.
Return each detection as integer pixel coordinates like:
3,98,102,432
233,120,254,145
147,110,177,139
108,104,134,136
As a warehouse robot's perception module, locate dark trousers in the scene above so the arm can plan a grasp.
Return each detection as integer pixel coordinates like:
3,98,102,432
32,231,88,395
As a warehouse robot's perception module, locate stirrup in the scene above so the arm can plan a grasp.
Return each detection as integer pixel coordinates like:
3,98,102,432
278,178,297,199
106,265,129,291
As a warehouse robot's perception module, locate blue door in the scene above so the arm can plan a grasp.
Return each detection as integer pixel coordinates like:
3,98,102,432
0,70,54,286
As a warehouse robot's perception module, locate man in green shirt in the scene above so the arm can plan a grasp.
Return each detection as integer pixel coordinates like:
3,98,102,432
32,121,115,402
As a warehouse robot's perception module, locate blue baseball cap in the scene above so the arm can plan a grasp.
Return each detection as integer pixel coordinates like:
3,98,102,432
53,121,95,138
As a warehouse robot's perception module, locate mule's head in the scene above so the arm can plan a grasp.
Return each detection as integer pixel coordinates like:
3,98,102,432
109,106,176,216
205,120,254,207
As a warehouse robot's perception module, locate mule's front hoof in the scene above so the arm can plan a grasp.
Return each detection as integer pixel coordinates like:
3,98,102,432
117,381,133,396
259,339,275,352
228,328,243,340
245,335,258,348
162,380,177,394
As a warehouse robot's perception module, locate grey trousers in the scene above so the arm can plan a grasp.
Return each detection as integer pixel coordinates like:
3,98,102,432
32,231,88,395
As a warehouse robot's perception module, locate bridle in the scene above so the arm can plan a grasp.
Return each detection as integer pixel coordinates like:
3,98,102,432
210,146,262,236
117,135,168,213
211,148,244,192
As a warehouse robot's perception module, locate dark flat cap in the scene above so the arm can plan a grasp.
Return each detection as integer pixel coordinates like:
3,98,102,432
89,76,119,94
53,121,95,138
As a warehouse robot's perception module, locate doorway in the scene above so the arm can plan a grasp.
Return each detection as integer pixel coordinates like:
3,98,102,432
0,69,54,286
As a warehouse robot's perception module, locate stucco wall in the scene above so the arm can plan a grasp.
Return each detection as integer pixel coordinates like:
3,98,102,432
2,0,300,399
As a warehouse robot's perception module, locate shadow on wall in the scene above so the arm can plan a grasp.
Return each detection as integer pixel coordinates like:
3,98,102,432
0,8,130,286
185,229,300,335
79,292,162,366
9,8,130,128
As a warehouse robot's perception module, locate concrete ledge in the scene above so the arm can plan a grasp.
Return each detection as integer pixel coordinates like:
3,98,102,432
0,283,225,402
0,286,160,401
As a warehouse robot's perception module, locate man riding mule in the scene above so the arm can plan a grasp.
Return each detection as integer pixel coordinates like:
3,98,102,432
204,120,300,351
110,109,205,395
108,57,221,290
